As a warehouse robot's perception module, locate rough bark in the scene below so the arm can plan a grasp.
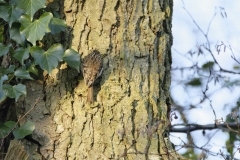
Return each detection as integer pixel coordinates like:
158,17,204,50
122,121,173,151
4,0,188,159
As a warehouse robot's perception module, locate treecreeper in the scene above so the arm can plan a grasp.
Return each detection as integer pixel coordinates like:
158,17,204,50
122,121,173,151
81,50,103,104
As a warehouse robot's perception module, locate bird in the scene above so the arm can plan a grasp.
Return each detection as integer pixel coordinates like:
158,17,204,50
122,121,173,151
81,50,103,103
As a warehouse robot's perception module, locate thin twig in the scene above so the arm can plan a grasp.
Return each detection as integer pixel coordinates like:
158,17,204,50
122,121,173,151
184,6,240,75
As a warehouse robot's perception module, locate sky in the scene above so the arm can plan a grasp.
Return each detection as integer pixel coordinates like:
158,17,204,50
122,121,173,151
170,0,240,159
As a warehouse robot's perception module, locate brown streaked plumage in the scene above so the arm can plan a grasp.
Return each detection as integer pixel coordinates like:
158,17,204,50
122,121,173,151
81,50,103,103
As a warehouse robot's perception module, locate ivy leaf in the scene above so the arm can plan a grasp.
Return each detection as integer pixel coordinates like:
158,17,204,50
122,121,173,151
13,121,35,139
63,49,80,72
13,47,30,65
10,22,26,46
27,62,38,75
0,65,15,76
186,78,202,87
14,68,33,80
3,84,26,101
0,75,8,90
49,17,66,34
19,14,31,29
0,4,11,21
19,12,53,45
10,0,18,5
0,43,12,57
0,4,22,27
0,75,8,103
4,121,16,130
0,90,7,103
16,0,46,21
30,44,64,74
0,123,10,138
0,121,17,138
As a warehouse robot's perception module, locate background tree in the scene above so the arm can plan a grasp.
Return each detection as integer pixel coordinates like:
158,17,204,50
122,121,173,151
170,1,240,159
0,0,187,159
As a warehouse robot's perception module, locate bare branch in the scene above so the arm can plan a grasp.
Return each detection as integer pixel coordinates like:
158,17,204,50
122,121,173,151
170,122,240,133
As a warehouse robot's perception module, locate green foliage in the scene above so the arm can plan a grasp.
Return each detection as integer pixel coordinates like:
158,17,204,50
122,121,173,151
0,121,15,138
13,46,30,65
0,75,8,102
0,4,22,27
14,68,33,80
186,78,202,87
10,22,26,46
0,123,10,138
0,43,12,56
13,121,35,139
63,49,80,72
225,103,240,156
225,132,234,156
0,0,80,103
16,0,46,21
27,61,38,75
3,84,26,101
0,65,15,76
202,61,214,70
0,121,35,139
233,65,240,70
49,18,67,34
19,13,53,45
31,44,64,73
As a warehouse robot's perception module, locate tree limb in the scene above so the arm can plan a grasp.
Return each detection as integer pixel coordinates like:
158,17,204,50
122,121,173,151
170,123,239,133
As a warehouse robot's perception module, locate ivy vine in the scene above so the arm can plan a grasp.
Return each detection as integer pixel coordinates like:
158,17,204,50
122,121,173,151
0,0,79,139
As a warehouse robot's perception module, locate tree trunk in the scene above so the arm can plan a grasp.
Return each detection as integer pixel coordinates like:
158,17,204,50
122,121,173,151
4,0,187,159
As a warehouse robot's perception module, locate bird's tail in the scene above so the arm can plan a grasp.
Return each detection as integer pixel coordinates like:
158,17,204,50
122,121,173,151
87,86,94,104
